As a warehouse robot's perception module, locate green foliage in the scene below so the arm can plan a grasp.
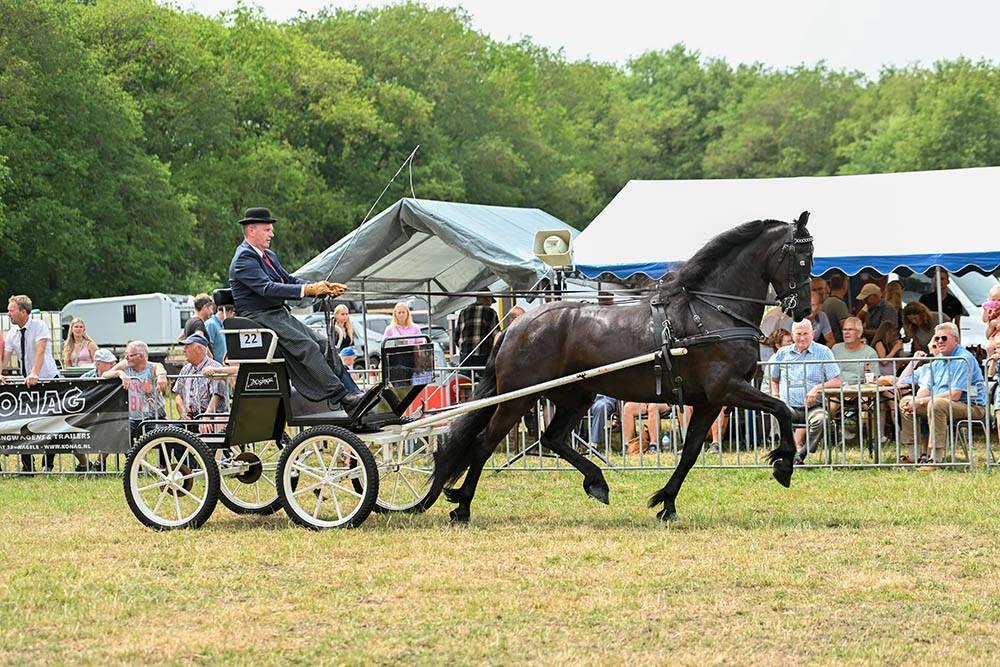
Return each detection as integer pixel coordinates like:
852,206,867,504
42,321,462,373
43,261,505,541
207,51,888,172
3,0,1000,307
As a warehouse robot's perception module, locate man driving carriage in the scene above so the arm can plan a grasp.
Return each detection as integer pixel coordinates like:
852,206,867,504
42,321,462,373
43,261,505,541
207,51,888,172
228,207,365,412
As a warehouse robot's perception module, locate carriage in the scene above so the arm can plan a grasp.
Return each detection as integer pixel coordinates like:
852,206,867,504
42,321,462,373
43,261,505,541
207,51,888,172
122,298,443,530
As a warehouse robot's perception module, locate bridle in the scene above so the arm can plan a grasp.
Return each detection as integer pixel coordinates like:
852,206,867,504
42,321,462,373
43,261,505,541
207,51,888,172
688,222,813,317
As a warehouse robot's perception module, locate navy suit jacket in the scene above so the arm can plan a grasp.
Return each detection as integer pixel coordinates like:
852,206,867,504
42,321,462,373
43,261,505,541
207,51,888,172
229,240,306,313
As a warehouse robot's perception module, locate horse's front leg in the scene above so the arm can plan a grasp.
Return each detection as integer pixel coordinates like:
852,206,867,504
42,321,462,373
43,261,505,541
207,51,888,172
648,404,719,521
718,379,797,488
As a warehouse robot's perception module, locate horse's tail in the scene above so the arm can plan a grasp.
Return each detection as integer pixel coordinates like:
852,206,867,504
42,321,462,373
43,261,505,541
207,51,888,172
432,330,507,487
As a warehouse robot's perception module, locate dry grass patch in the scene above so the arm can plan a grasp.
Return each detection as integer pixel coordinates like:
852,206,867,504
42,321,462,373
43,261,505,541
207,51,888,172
2,468,1000,664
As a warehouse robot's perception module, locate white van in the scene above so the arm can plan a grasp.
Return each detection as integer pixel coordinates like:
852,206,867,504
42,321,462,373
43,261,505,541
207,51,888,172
61,293,194,359
893,272,998,347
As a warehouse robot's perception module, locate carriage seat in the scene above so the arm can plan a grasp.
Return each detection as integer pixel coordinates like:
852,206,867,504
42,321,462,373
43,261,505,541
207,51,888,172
222,316,283,361
288,387,349,421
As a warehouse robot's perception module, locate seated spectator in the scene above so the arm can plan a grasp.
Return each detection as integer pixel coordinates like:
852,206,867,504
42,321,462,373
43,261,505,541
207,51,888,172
172,334,228,433
919,269,963,330
856,283,898,342
769,319,842,463
831,317,879,385
898,322,986,468
871,320,904,376
822,273,851,342
4,294,60,473
103,341,168,442
759,306,793,365
622,402,672,454
807,290,835,347
587,394,618,450
902,301,948,354
63,318,98,368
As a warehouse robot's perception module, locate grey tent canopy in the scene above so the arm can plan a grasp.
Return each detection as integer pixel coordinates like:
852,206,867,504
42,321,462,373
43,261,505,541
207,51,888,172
294,198,578,318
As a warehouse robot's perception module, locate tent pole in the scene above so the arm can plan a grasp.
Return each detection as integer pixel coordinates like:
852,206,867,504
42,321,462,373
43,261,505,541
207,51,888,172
361,276,370,369
935,267,944,325
426,280,432,334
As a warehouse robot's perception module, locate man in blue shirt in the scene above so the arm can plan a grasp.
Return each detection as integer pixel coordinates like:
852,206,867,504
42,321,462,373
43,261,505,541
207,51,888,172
204,294,230,362
769,319,842,464
899,322,986,467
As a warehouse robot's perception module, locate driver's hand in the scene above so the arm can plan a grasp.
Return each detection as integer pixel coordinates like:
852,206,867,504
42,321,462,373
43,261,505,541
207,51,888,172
325,281,348,297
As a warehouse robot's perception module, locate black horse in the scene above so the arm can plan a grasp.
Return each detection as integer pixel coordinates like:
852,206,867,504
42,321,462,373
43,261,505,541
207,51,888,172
430,213,814,523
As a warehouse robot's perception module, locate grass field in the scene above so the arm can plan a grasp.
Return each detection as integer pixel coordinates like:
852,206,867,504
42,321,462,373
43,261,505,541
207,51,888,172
2,467,1000,665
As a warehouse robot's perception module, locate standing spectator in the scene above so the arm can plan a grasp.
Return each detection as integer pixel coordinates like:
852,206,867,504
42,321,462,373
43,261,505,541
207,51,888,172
103,341,168,442
4,295,60,473
81,349,120,471
456,291,499,370
331,304,354,350
856,283,897,342
181,294,214,355
919,269,963,330
899,322,986,468
885,280,905,330
173,334,228,433
815,277,849,344
204,293,232,362
808,290,835,347
828,272,850,303
902,301,946,354
383,302,423,344
769,319,842,463
831,317,879,385
63,318,98,368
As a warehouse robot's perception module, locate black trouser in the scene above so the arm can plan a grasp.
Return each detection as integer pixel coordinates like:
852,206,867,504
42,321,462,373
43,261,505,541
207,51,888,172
20,452,55,472
244,307,347,402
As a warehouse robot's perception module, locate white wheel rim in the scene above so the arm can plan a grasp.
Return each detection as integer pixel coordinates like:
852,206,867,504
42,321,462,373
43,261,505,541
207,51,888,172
282,435,369,528
217,441,280,510
129,436,210,528
376,437,434,511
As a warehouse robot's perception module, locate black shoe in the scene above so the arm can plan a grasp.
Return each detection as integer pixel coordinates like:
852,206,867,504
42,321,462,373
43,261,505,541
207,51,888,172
340,391,366,414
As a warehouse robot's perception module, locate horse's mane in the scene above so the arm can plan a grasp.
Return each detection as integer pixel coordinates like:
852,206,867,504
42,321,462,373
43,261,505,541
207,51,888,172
657,219,787,300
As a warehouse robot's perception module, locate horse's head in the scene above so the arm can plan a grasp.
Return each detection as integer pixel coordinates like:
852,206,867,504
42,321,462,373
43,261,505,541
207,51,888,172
766,211,814,321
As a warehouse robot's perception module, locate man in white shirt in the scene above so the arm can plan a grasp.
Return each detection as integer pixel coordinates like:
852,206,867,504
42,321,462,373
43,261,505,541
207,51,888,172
4,294,61,472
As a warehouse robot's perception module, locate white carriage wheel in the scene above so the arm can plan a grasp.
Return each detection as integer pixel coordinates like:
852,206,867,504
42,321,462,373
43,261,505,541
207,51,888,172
123,428,219,530
277,426,378,530
373,434,437,513
216,435,287,515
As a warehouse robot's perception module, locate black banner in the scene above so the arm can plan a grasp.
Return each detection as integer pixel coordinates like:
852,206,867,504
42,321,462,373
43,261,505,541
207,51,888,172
0,378,130,454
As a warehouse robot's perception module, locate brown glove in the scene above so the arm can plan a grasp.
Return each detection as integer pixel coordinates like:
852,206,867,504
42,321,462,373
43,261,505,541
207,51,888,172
325,282,348,297
303,282,330,298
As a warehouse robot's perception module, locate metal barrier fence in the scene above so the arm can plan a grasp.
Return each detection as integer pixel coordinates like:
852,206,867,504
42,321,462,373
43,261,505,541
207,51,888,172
2,357,996,476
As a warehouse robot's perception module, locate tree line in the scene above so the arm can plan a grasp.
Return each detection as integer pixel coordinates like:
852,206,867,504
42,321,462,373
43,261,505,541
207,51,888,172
3,0,1000,307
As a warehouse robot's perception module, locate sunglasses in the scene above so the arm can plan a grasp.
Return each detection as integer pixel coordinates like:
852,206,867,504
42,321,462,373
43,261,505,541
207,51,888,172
933,335,950,342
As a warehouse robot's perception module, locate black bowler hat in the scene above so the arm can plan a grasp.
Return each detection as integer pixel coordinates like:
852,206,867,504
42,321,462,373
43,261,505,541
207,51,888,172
238,207,277,225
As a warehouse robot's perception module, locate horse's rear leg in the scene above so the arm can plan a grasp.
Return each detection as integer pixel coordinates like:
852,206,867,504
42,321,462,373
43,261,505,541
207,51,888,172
648,404,718,522
445,398,532,524
538,394,610,504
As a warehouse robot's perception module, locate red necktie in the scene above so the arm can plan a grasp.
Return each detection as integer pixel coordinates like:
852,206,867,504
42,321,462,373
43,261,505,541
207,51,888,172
262,253,285,283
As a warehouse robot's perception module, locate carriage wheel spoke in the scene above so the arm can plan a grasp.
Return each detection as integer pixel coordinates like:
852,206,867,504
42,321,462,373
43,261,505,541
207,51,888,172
152,487,170,515
159,444,174,475
139,459,169,481
291,462,324,482
399,471,420,499
173,490,183,522
137,479,171,493
330,486,344,520
176,484,204,506
330,482,363,499
292,480,325,497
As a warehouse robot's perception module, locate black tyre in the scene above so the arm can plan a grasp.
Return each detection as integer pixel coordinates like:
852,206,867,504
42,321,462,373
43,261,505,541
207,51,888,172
123,427,219,530
277,426,378,529
217,434,288,515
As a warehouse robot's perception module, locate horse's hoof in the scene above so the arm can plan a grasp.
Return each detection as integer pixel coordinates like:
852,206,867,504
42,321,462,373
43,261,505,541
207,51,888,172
656,508,679,522
443,488,463,504
772,459,793,488
585,482,610,505
449,508,469,525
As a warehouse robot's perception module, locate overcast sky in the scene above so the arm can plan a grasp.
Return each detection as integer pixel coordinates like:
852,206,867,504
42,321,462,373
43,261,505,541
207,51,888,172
173,0,1000,78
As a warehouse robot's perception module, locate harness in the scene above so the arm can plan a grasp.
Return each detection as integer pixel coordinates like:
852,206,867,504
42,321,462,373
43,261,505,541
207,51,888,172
650,224,814,401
